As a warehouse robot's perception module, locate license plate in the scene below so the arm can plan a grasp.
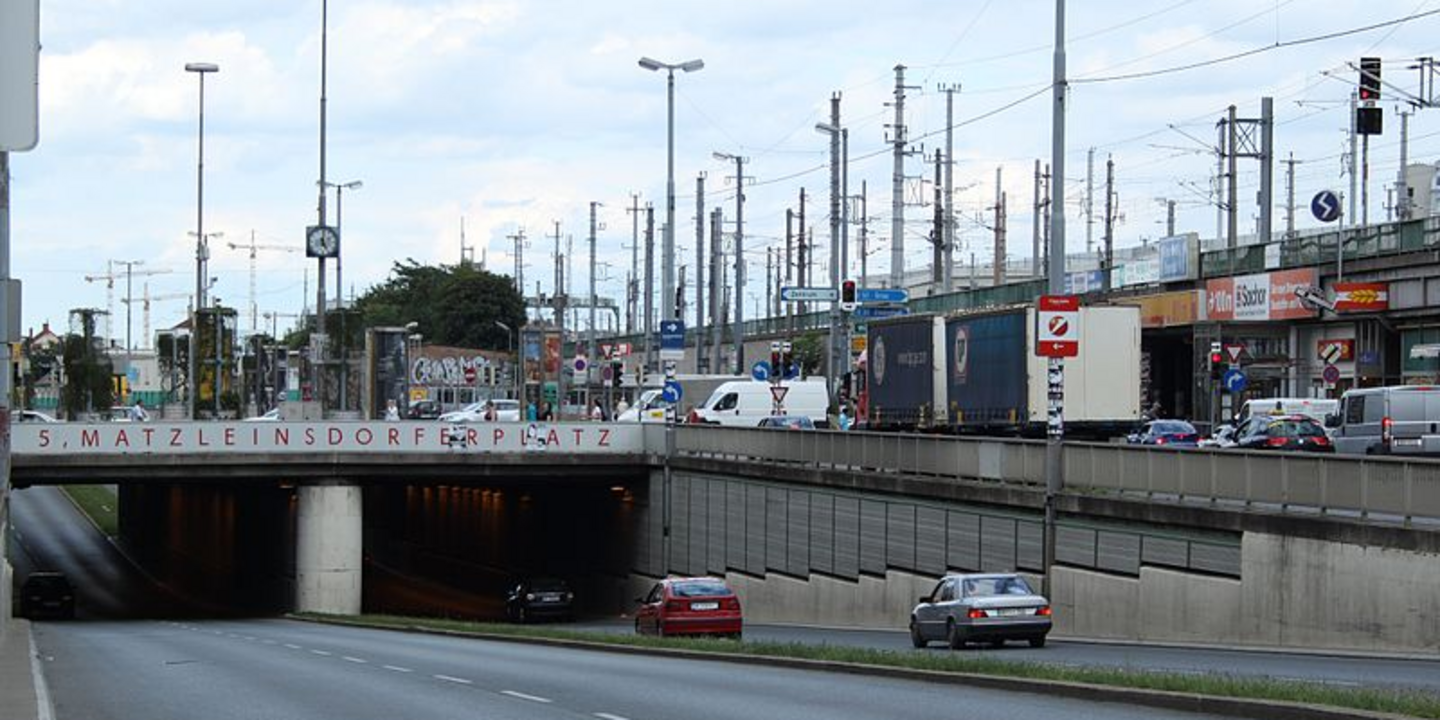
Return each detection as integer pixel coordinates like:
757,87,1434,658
993,608,1028,617
1394,438,1422,447
691,601,719,611
541,594,561,602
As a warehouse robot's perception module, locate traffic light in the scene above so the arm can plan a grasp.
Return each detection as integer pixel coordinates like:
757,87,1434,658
770,342,782,379
840,279,857,311
1209,342,1224,381
611,360,623,388
781,341,795,379
1358,57,1381,101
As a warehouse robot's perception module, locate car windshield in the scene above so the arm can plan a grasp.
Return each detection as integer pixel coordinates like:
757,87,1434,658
1151,421,1196,435
527,578,568,592
670,580,733,598
962,576,1033,597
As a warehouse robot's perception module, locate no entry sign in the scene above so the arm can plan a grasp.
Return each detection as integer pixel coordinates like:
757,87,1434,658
1036,295,1080,358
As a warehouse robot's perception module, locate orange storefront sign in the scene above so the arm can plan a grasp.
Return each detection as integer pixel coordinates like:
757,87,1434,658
1119,290,1201,328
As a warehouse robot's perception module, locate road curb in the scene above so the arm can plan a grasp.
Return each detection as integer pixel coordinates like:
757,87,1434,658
291,615,1412,720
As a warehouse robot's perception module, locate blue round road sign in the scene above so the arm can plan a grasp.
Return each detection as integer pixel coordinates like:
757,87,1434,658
1311,190,1341,223
661,380,683,404
751,361,771,382
1222,368,1247,394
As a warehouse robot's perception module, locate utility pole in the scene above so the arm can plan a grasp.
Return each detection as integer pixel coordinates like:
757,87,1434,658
932,152,945,286
1226,104,1239,247
1033,159,1043,278
717,152,749,373
1102,155,1115,292
1085,147,1095,254
797,188,808,315
588,202,599,399
509,228,527,299
889,65,910,289
993,166,1005,284
859,181,869,287
695,174,706,372
643,205,655,372
114,259,145,354
1043,0,1069,602
1349,91,1359,225
710,207,724,371
1259,96,1274,245
1165,199,1176,237
1284,154,1299,238
766,247,774,320
826,92,843,392
627,193,641,334
1397,109,1412,220
1042,164,1052,275
941,83,959,293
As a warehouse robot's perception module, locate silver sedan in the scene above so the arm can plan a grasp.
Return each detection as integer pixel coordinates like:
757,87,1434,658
909,573,1052,649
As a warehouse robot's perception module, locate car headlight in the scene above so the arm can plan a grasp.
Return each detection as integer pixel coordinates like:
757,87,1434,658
525,593,535,601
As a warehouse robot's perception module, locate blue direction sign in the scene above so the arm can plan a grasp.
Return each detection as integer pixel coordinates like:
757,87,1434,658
1311,190,1342,223
852,305,910,320
751,361,771,382
783,362,800,380
1222,368,1248,394
780,286,838,302
661,380,683,404
659,320,686,360
856,287,909,304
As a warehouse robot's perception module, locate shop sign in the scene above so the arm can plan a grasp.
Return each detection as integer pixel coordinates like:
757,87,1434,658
1157,234,1198,282
1115,256,1160,287
1205,268,1318,322
1317,339,1354,364
1118,290,1201,328
1333,282,1389,312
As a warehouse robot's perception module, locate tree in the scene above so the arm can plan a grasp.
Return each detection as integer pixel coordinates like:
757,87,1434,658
792,331,827,377
59,322,114,418
354,260,526,349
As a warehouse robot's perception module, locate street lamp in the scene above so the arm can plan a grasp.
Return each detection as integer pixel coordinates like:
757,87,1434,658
638,56,703,324
495,320,515,400
323,179,361,411
185,61,219,420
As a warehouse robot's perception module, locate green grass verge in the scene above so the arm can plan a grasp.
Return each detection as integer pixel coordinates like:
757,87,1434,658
296,613,1440,719
61,485,120,536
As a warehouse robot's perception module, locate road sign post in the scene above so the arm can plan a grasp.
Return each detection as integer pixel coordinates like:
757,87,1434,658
1035,295,1078,600
659,320,686,361
779,286,838,303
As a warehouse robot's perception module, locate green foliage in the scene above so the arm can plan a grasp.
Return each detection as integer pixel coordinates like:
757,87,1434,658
59,332,114,416
21,343,59,408
792,331,827,377
354,260,526,349
221,390,242,414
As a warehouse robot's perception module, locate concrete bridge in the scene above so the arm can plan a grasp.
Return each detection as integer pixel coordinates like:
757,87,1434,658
10,421,1440,654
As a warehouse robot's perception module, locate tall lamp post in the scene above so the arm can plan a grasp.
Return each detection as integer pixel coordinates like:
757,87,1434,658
324,179,361,411
495,320,515,399
185,61,219,420
637,56,703,323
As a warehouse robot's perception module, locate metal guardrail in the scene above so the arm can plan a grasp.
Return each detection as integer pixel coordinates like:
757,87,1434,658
670,426,1440,525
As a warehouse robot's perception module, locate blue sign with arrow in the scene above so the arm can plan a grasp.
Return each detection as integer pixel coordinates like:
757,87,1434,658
853,305,909,320
751,361,771,382
661,380,683,404
856,287,909,304
659,320,686,360
1222,368,1247,394
1311,190,1341,223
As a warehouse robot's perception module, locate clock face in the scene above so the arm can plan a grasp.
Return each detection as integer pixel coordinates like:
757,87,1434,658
306,226,339,258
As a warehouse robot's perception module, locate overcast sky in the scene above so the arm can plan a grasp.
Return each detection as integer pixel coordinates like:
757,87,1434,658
10,0,1440,343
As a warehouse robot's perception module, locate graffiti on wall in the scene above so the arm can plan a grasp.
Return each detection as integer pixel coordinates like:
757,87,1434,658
411,354,496,386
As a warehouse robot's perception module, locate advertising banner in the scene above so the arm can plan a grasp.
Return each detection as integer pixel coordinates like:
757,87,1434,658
1118,290,1201,328
1205,268,1318,321
1334,282,1389,312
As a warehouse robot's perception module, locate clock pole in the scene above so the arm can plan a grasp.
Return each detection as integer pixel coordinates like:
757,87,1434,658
314,0,330,414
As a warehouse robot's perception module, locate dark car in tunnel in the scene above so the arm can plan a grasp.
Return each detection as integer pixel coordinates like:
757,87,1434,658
504,577,575,622
20,572,76,619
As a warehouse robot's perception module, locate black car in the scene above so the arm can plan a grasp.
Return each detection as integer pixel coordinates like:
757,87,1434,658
1234,414,1334,453
20,572,75,619
1126,420,1200,447
406,399,442,419
504,577,574,623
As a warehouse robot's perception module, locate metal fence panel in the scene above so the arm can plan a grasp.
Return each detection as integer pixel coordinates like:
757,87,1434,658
915,507,948,575
980,516,1018,572
887,503,918,571
1140,536,1189,570
1056,524,1096,568
671,477,691,575
1096,531,1141,576
810,493,835,576
1017,520,1044,571
707,480,727,575
787,489,811,576
765,488,788,572
860,499,887,576
946,511,981,571
833,496,861,579
1413,463,1440,519
1190,542,1242,577
745,485,767,574
1363,461,1408,517
725,481,746,572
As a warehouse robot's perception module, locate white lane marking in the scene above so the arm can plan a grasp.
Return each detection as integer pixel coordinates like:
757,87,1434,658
382,665,413,673
241,636,256,642
310,650,332,656
28,625,54,720
502,690,553,704
283,644,302,650
342,656,367,664
595,714,631,720
433,674,473,685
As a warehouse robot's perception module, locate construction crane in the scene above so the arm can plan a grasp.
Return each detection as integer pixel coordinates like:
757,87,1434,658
84,261,172,351
120,283,193,350
229,232,302,335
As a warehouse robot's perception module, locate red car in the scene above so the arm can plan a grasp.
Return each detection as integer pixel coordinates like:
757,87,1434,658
634,577,742,639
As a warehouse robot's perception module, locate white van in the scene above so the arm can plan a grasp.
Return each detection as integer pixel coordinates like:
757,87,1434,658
691,379,830,428
1235,397,1338,424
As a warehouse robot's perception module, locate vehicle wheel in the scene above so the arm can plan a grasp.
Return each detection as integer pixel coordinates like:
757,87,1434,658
1029,636,1047,649
909,620,927,649
946,620,965,650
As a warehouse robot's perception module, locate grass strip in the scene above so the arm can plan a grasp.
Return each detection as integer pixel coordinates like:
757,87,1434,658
61,485,120,537
297,613,1438,719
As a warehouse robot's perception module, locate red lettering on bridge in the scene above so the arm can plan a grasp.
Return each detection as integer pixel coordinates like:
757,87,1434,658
170,428,183,447
387,428,400,446
224,428,236,446
572,428,584,445
197,428,210,447
356,428,373,446
274,428,289,445
493,428,505,445
599,429,611,447
143,428,155,446
38,429,50,448
546,428,560,447
304,428,316,446
328,428,344,446
81,430,100,448
114,430,129,448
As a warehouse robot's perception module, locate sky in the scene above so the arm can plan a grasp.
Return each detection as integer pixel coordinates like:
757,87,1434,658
8,0,1440,346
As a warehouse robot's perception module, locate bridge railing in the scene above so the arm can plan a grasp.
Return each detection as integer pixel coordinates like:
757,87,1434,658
669,426,1440,524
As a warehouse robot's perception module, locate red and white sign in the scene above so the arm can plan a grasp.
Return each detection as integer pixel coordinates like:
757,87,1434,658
1334,282,1389,312
463,366,477,384
1317,339,1354,364
770,386,790,405
1205,268,1318,321
1036,295,1079,358
1224,343,1245,364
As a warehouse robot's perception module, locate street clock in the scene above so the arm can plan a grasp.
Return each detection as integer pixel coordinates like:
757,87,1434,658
305,225,339,258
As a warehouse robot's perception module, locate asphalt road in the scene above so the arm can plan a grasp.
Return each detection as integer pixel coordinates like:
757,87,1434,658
34,618,1246,720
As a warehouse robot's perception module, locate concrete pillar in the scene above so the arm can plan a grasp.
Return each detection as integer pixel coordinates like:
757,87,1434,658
295,484,363,615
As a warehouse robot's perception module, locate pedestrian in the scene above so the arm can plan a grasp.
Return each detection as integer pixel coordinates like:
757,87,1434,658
539,402,554,422
384,399,400,421
526,401,538,422
130,399,149,422
483,401,497,422
838,405,853,431
590,399,606,422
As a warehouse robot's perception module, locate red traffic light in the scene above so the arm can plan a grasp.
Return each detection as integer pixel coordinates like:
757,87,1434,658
841,279,857,304
1358,56,1381,101
1209,351,1224,365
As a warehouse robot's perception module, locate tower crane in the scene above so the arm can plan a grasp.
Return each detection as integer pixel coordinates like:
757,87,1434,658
84,261,172,349
228,231,303,335
120,283,193,350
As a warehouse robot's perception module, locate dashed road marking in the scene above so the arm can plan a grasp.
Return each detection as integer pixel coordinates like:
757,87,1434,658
434,674,473,685
310,650,332,657
382,665,413,673
283,644,302,650
342,656,367,664
595,714,631,720
502,690,553,704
